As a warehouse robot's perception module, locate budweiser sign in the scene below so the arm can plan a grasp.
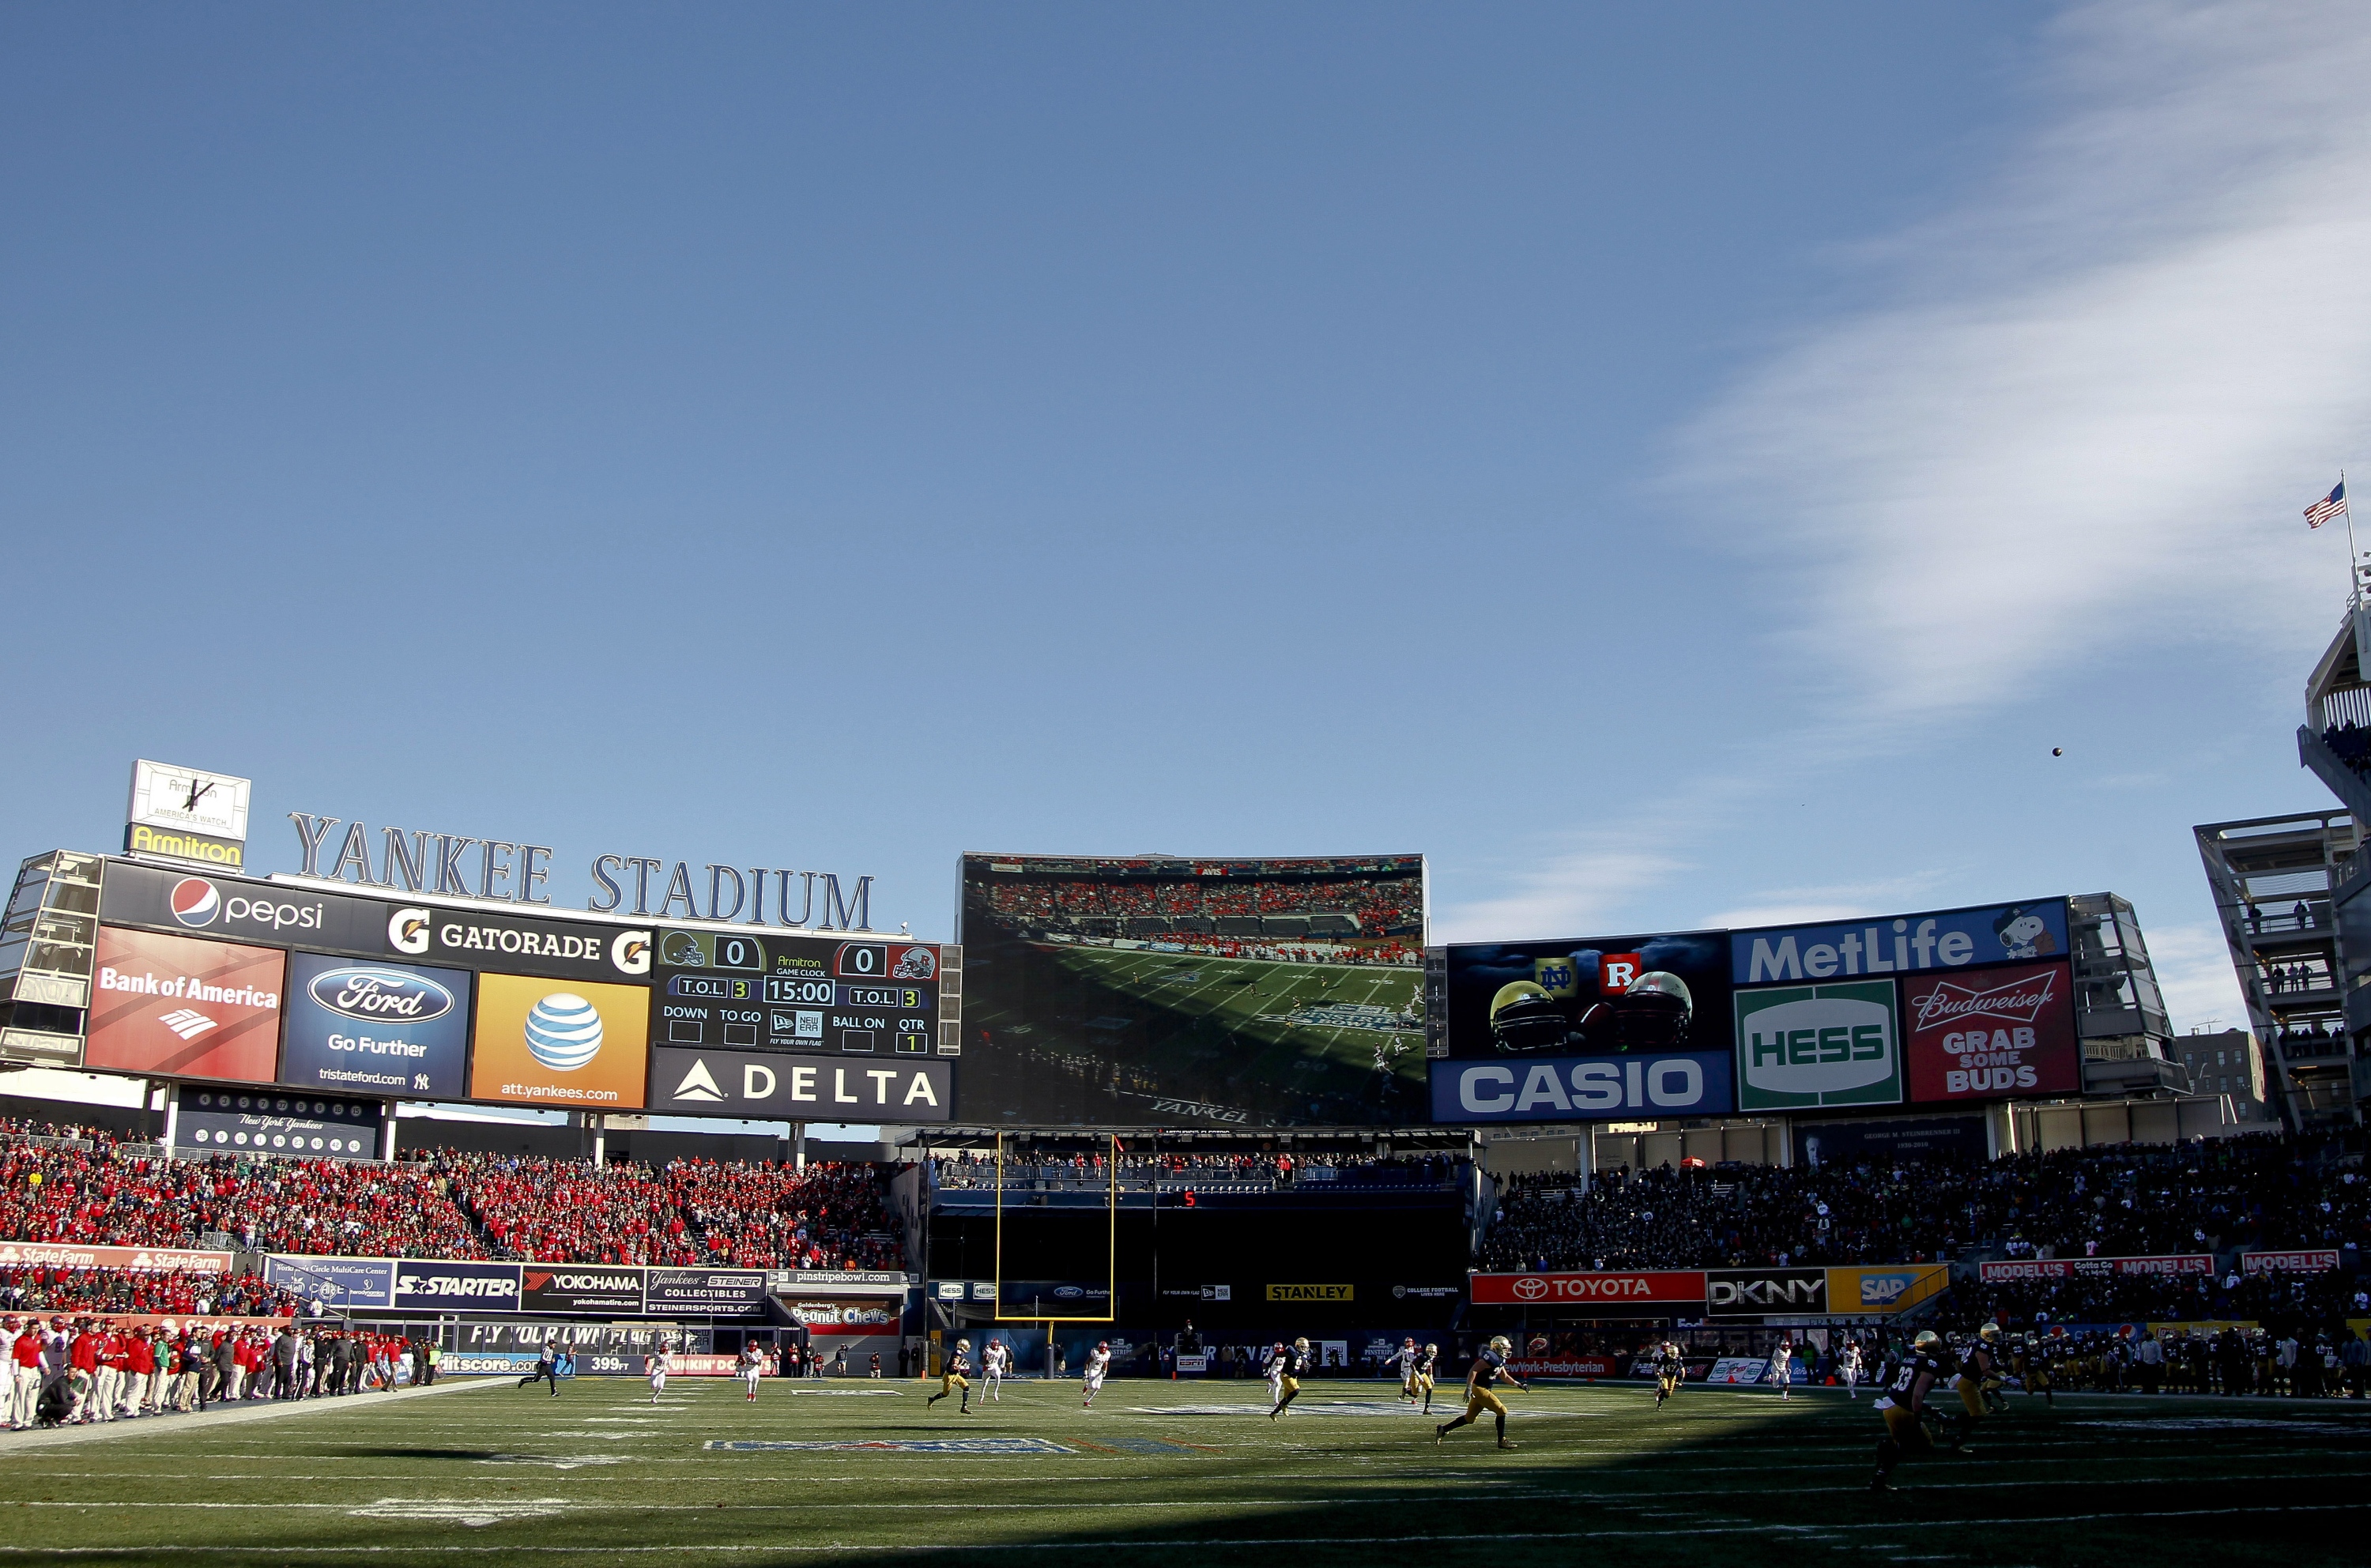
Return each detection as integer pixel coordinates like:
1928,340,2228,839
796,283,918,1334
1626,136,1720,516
0,1242,233,1273
1468,1270,1706,1306
1910,969,2058,1029
2241,1249,2341,1274
1904,960,2078,1103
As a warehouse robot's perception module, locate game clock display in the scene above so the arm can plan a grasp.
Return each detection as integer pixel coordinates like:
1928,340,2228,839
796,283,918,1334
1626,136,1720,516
653,928,938,1057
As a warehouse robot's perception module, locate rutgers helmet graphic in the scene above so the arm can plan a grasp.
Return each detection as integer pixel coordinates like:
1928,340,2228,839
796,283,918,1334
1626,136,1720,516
891,945,937,980
1578,970,1694,1052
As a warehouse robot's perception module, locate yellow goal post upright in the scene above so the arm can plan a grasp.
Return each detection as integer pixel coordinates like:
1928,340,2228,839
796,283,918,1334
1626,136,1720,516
993,1129,1120,1379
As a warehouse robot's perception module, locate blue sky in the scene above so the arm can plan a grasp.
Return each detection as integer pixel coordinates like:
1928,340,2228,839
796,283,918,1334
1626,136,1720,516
9,1,2368,1051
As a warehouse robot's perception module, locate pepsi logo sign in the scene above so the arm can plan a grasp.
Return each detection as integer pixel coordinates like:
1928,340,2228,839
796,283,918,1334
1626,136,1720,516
169,878,221,928
307,966,455,1025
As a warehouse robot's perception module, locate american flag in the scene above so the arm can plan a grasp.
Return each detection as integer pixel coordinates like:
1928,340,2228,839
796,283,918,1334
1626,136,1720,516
2305,479,2347,529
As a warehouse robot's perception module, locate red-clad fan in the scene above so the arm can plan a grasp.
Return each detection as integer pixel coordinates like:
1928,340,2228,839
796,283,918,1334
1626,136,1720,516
5,1315,36,1430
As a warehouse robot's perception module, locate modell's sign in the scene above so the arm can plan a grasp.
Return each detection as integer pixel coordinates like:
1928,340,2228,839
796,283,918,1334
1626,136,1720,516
2241,1250,2341,1274
1468,1270,1707,1306
1978,1254,2212,1282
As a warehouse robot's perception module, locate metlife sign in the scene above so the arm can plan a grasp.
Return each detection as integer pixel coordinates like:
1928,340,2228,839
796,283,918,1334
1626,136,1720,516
1731,901,2070,986
1428,1052,1732,1124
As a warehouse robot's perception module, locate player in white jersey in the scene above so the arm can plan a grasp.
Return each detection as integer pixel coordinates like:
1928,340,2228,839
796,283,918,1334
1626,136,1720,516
738,1344,766,1402
1264,1341,1287,1410
1840,1340,1864,1399
1767,1338,1794,1401
646,1346,673,1404
982,1339,1008,1400
1394,1338,1422,1403
1081,1340,1111,1408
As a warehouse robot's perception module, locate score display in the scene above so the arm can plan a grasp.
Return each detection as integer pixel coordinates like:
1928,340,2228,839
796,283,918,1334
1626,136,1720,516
654,929,940,1058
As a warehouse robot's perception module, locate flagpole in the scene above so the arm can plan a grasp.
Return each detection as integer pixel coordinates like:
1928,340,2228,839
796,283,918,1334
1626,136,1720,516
2346,469,2362,605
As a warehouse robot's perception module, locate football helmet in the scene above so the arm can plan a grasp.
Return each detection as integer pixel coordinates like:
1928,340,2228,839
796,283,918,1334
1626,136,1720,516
1488,981,1569,1054
1580,970,1694,1051
1913,1330,1941,1351
1488,1335,1512,1355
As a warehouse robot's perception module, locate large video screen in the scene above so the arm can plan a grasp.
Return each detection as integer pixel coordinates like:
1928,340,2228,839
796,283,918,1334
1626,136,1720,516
1431,931,1736,1124
956,853,1427,1126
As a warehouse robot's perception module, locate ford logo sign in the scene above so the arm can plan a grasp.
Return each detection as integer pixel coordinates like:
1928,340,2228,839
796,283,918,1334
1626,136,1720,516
308,966,454,1024
1053,1285,1084,1299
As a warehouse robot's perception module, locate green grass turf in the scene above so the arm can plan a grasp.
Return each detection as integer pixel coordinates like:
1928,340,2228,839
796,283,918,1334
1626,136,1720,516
8,1374,2370,1566
1020,945,1423,1097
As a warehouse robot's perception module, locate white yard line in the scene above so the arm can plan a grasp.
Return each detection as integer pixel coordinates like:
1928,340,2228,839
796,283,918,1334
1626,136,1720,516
0,1376,512,1450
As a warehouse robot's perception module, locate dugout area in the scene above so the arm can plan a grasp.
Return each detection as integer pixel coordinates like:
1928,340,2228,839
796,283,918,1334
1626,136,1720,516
6,1370,2365,1566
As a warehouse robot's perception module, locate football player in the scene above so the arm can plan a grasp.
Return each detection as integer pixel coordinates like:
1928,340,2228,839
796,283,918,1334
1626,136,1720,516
1767,1337,1794,1402
1395,1338,1423,1404
1435,1336,1526,1450
1264,1341,1287,1411
1415,1343,1439,1414
1268,1337,1312,1421
1653,1340,1685,1409
1839,1339,1864,1399
982,1338,1008,1401
1871,1330,1948,1492
1081,1341,1110,1409
1951,1324,2005,1448
926,1338,974,1415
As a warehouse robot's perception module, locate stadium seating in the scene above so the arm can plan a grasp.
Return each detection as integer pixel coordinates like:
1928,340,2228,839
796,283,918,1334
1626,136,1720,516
0,1265,300,1318
0,1125,905,1271
1481,1134,2371,1283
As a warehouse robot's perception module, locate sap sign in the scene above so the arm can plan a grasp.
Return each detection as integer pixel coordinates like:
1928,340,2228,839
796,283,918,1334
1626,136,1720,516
1429,1052,1732,1124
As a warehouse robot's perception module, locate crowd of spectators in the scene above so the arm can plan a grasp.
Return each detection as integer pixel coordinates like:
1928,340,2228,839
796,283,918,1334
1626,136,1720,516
1482,1134,2371,1275
0,1125,907,1271
2320,720,2371,778
0,1265,300,1317
931,1149,1461,1192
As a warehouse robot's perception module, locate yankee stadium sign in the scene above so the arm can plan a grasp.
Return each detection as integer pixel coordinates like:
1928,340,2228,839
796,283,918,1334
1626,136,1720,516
285,812,878,930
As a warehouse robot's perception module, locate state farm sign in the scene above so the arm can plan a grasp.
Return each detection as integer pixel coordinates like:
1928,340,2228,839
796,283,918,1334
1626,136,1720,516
1468,1270,1707,1306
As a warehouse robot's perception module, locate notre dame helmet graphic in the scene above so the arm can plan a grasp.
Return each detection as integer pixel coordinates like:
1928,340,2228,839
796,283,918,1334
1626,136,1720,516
1488,981,1570,1054
1578,970,1694,1052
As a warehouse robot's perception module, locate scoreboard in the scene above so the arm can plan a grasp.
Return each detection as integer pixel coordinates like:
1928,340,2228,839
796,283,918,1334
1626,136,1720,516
654,929,948,1059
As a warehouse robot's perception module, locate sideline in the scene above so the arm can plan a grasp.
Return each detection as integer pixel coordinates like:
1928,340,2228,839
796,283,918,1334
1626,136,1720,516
0,1376,509,1450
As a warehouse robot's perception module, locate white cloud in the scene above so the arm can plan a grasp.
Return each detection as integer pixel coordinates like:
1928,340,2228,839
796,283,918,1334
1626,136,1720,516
1680,0,2371,722
1436,839,1688,944
1698,874,1947,933
2144,918,2249,1036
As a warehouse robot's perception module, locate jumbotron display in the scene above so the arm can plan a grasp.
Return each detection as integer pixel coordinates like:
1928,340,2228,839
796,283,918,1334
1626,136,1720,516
956,853,1427,1126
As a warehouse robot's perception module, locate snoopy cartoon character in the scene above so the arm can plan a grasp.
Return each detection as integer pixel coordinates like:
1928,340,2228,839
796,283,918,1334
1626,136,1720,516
1994,906,2056,959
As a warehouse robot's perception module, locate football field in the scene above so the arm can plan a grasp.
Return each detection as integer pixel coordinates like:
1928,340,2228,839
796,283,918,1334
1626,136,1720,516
8,1374,2368,1566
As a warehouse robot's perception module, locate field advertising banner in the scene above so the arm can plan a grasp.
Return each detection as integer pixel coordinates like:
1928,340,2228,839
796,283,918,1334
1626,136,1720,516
1431,930,1735,1124
1825,1265,1951,1315
1728,899,2074,1113
1468,1270,1708,1306
86,925,285,1084
956,852,1428,1127
469,972,651,1110
1977,1255,2212,1282
2241,1250,2342,1273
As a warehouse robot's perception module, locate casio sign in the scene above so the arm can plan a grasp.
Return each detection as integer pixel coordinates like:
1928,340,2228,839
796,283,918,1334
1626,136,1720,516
307,967,454,1024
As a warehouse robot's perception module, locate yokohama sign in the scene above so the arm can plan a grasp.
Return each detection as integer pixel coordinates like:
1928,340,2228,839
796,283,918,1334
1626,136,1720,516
1469,1270,1707,1306
1977,1254,2211,1282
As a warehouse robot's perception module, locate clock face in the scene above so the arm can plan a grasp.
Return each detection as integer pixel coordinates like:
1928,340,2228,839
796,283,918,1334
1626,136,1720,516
127,760,251,841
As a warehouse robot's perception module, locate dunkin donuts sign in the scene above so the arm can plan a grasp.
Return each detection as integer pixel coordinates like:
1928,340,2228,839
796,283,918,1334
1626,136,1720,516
1902,960,2078,1103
